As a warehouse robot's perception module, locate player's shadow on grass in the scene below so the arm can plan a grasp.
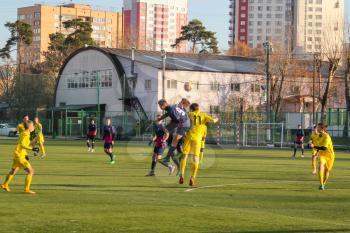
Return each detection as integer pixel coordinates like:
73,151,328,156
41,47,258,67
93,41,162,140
242,229,350,233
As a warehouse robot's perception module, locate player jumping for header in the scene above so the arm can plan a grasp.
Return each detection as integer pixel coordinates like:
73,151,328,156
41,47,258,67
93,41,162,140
179,103,218,187
157,98,191,175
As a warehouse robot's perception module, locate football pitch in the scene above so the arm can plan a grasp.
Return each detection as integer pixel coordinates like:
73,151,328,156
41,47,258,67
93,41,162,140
0,139,349,233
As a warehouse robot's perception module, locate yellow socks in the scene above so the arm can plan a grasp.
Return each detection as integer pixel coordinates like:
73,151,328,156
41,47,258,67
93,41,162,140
40,144,46,155
180,157,188,177
319,170,324,186
3,174,14,187
323,172,330,185
312,158,316,173
191,161,199,178
25,175,33,191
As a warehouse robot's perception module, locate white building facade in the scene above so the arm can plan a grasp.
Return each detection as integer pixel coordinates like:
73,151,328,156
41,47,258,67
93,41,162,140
228,0,344,55
293,0,344,54
55,47,264,116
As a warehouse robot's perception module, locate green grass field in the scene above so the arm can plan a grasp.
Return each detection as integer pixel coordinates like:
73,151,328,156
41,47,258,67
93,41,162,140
0,139,349,233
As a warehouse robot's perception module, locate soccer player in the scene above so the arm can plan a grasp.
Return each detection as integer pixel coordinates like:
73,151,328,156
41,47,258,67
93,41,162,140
308,125,319,175
157,98,191,174
292,124,305,158
86,119,97,152
179,103,218,187
311,123,335,190
146,115,169,176
103,118,116,164
15,115,29,135
1,120,39,194
33,117,46,157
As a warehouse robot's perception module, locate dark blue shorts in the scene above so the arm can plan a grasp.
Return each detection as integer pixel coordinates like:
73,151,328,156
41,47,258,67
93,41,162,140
104,143,113,149
87,135,96,141
175,126,190,136
154,146,164,155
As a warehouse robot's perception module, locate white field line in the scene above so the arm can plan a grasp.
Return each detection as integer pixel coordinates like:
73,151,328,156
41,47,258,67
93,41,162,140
185,180,311,192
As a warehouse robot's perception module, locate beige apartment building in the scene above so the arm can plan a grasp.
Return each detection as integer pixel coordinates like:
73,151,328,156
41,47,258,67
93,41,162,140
17,4,124,64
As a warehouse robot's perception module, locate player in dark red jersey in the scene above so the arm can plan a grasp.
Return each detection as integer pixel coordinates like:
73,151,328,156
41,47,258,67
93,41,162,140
86,119,97,153
103,118,116,164
292,124,305,158
146,115,170,176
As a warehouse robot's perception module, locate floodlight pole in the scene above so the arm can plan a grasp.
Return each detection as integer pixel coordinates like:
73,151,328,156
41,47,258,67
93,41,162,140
312,53,321,125
97,71,101,138
263,41,273,124
161,49,167,99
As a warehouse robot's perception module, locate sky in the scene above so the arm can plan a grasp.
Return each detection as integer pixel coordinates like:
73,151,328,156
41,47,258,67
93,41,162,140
0,0,349,53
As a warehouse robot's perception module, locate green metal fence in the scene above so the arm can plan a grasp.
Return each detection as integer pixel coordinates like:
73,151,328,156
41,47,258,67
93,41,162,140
0,108,349,146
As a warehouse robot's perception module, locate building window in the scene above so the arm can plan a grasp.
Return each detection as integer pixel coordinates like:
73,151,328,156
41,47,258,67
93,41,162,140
231,83,240,92
210,82,220,91
250,84,260,92
145,80,151,90
100,70,113,87
34,12,41,19
210,105,220,114
167,79,177,89
34,21,40,26
18,14,25,20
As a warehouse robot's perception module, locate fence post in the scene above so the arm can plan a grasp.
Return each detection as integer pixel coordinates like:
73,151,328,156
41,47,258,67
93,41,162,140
216,124,221,145
281,123,284,148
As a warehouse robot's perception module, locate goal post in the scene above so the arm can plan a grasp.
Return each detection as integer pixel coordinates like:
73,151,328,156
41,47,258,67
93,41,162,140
242,123,285,148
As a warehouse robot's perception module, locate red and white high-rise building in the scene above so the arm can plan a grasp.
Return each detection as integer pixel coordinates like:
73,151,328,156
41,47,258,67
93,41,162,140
123,0,188,52
229,0,293,49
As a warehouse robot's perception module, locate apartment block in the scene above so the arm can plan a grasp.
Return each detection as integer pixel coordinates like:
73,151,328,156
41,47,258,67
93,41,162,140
123,0,188,52
18,4,124,64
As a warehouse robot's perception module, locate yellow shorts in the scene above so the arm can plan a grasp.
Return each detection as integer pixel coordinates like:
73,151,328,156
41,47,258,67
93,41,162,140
35,135,45,144
12,157,31,170
183,139,201,156
312,149,318,156
319,155,334,171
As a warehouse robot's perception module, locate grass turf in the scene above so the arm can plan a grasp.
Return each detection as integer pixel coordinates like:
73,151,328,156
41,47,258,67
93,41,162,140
0,139,349,233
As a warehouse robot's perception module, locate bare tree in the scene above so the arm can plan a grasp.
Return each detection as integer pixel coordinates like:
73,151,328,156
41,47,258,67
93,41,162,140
317,17,344,121
343,23,350,137
0,62,16,106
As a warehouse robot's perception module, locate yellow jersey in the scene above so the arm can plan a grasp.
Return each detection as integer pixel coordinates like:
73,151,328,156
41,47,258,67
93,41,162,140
16,123,25,134
315,132,335,158
186,110,218,141
309,131,318,144
14,131,33,159
34,122,45,143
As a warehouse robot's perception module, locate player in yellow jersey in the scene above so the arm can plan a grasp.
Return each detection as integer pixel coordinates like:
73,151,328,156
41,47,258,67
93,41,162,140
308,125,319,175
311,123,335,191
15,115,29,135
179,103,218,187
33,117,46,157
1,120,39,194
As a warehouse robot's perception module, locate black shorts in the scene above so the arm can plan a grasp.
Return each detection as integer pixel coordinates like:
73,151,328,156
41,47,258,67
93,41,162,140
294,141,303,145
104,143,113,149
154,146,164,155
87,135,96,141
